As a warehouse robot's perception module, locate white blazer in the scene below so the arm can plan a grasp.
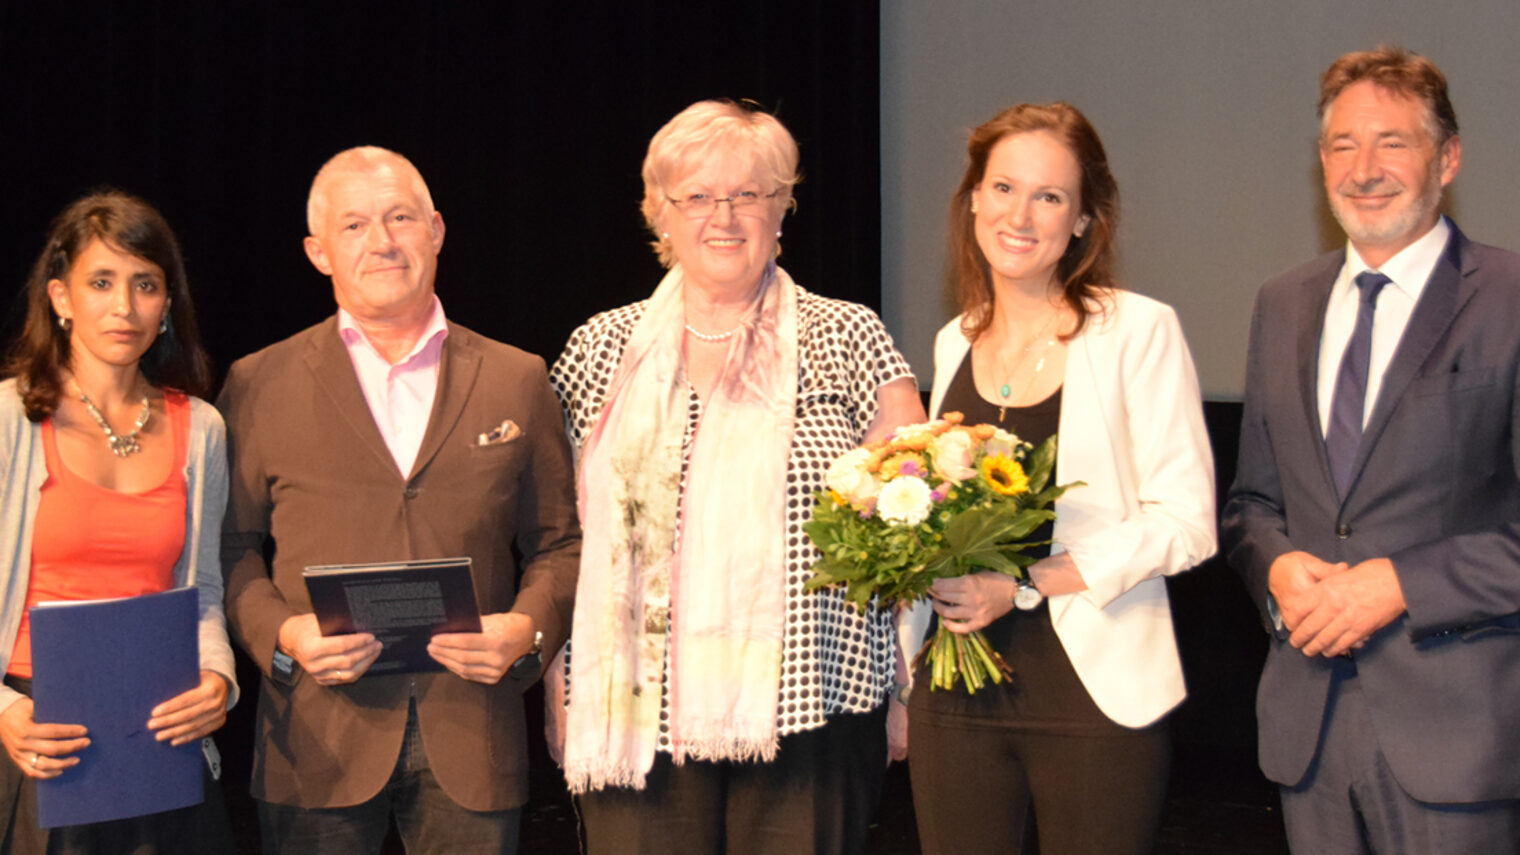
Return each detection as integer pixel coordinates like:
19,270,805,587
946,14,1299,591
902,290,1216,728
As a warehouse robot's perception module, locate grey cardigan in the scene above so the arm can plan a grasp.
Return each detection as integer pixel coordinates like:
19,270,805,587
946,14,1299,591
0,378,238,713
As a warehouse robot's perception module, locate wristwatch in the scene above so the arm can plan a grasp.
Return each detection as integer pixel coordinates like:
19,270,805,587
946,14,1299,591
507,630,544,679
1013,580,1044,611
271,647,298,684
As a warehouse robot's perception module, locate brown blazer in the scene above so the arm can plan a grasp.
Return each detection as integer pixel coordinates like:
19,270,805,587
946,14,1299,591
219,317,580,811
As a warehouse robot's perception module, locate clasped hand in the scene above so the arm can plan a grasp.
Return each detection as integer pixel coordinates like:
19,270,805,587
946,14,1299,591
1268,551,1407,657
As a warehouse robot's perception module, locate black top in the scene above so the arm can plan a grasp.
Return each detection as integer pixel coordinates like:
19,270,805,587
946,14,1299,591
941,349,1060,562
913,351,1092,724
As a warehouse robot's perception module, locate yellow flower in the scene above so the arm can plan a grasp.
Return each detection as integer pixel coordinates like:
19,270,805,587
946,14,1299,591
827,489,848,507
880,452,927,480
981,454,1029,496
893,432,933,452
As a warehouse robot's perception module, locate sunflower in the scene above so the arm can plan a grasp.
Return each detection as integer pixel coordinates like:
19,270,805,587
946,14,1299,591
980,454,1029,496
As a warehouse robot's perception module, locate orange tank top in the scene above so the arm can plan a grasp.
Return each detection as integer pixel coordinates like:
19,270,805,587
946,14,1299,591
8,393,190,679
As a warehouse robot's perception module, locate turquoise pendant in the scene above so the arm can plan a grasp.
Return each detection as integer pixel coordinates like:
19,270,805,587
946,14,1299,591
999,383,1011,399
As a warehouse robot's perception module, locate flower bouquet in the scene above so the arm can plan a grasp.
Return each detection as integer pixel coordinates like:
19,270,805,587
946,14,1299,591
803,412,1079,693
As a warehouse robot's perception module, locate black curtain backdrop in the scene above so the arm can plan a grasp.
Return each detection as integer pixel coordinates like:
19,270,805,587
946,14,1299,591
0,4,885,845
0,1,882,383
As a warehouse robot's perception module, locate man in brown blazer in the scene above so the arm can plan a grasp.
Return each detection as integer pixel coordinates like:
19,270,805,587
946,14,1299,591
219,146,580,853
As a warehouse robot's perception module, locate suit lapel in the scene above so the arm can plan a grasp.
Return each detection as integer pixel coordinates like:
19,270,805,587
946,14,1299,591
1350,229,1475,496
410,323,482,479
303,319,400,477
1296,256,1341,499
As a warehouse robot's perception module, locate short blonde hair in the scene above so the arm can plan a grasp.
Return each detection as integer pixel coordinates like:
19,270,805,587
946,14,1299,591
306,146,437,235
640,100,800,266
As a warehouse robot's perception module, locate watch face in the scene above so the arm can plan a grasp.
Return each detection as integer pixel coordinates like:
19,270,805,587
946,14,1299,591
1014,583,1044,611
272,649,297,682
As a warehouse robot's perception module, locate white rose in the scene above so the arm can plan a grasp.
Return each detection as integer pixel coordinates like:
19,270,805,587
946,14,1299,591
929,430,976,482
877,476,933,526
890,419,936,439
826,448,882,506
984,428,1023,460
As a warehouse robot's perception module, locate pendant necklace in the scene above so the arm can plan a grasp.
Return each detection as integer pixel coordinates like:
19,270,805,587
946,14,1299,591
74,381,152,457
995,311,1061,422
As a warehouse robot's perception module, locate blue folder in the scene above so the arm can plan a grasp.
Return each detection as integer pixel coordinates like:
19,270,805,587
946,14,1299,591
30,586,202,828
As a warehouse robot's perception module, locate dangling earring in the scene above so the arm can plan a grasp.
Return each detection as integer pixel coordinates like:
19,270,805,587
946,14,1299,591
971,200,979,214
57,317,71,332
159,299,171,334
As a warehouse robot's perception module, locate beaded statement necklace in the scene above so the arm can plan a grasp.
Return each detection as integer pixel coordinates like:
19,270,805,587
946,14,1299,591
74,382,152,458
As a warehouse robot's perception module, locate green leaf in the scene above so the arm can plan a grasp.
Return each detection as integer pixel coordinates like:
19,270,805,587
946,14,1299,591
1023,435,1057,494
845,578,878,609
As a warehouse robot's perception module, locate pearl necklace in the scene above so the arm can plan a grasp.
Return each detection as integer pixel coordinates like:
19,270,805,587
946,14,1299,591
684,323,736,343
75,383,152,458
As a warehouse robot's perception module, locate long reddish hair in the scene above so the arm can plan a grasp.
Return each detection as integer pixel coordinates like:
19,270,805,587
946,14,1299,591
948,102,1119,342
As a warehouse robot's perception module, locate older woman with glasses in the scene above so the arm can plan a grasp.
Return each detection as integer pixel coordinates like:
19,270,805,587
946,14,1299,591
549,99,924,855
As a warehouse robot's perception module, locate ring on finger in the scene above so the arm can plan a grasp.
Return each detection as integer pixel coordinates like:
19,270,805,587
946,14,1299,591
29,753,38,768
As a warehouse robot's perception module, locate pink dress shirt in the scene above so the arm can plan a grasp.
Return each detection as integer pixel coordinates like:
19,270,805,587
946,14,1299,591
337,298,449,477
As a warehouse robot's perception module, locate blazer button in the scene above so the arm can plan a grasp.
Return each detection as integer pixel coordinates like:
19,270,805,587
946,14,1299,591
403,485,420,499
1335,522,1351,538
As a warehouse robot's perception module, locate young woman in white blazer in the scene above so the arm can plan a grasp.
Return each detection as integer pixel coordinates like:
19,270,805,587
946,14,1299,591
902,103,1216,855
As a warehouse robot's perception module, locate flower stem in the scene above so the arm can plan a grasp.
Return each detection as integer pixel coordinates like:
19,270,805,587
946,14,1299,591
926,626,1012,693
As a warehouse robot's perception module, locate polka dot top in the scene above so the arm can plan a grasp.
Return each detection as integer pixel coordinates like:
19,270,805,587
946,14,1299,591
551,286,917,742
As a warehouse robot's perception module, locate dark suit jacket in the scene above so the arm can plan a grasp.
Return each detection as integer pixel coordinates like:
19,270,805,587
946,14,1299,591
218,317,580,811
1222,224,1520,804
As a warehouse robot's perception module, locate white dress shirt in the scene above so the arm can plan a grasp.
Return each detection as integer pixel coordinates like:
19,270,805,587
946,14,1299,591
1316,217,1451,435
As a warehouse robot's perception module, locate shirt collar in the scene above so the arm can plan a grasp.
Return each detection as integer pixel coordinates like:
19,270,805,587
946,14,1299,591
337,296,449,365
1342,215,1451,302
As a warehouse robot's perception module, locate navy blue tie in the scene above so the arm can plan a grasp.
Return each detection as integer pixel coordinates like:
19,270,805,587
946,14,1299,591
1325,271,1391,499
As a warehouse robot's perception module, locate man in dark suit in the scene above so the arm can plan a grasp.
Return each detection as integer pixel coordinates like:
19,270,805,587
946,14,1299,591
219,146,580,853
1223,46,1520,852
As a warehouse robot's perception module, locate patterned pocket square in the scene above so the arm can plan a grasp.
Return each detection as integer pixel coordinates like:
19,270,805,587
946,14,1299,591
478,419,521,446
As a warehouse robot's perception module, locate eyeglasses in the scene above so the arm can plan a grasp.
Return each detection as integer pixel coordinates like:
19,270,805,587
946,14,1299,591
665,188,781,218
